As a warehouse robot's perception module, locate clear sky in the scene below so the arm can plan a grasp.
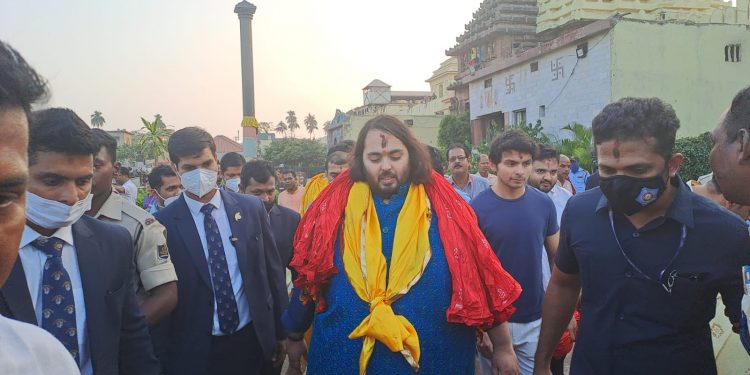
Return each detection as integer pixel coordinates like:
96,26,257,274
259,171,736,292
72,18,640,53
0,0,480,139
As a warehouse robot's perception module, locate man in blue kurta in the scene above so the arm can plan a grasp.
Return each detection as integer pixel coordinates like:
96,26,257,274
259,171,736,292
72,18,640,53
283,115,523,375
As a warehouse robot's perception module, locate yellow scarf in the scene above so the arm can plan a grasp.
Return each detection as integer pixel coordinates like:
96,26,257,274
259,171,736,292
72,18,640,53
342,182,432,374
300,173,329,217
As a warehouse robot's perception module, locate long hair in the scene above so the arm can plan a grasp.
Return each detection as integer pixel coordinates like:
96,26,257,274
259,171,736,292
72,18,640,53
349,115,433,185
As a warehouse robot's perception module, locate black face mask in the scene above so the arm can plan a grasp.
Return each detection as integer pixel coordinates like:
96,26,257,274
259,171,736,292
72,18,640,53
600,171,668,216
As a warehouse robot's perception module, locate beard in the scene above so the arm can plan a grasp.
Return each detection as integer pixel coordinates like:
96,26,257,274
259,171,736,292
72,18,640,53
537,179,554,193
368,170,401,198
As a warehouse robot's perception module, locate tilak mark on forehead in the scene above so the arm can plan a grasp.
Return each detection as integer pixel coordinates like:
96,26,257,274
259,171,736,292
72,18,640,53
613,139,621,159
380,133,388,149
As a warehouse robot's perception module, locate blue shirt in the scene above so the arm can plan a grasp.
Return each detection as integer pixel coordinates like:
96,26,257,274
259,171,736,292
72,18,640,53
471,187,558,323
555,180,750,375
448,174,491,200
569,168,589,193
286,184,476,374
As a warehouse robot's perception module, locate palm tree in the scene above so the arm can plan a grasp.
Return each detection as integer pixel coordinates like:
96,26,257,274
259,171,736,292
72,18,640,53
90,111,106,128
286,110,299,138
304,113,318,139
553,123,594,172
275,121,288,138
138,115,171,162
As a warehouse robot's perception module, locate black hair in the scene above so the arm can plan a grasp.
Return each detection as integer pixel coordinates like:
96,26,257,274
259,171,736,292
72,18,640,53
148,165,177,191
328,140,355,156
722,86,750,141
168,126,216,166
219,152,246,172
488,129,538,164
281,169,296,178
0,41,47,115
592,97,680,159
241,160,275,186
446,143,470,162
426,144,444,175
349,115,433,185
119,166,131,177
536,144,560,162
91,128,117,163
29,108,98,165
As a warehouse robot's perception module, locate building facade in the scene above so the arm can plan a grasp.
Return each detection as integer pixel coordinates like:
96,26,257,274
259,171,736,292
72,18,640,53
450,0,750,145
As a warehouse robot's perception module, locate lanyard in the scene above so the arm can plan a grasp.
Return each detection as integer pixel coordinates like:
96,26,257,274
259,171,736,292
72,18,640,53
608,210,688,294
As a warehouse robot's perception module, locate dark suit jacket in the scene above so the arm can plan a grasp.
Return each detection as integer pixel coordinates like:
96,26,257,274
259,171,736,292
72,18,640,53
269,204,300,267
154,190,288,375
0,216,160,375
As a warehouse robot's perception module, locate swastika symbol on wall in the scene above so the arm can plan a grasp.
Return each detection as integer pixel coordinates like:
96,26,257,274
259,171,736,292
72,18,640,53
551,57,564,81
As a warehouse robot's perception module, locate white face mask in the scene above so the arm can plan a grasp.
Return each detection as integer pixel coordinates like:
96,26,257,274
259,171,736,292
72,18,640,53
224,178,241,193
180,168,217,198
163,194,181,207
26,191,92,229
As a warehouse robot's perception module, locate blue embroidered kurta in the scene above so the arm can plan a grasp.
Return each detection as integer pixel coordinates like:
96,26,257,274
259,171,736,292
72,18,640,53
305,184,476,374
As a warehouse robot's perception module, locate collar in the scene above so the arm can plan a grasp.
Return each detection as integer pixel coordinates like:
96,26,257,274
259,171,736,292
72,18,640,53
21,224,75,248
184,190,223,216
595,176,695,228
93,190,123,221
373,183,410,205
448,174,473,186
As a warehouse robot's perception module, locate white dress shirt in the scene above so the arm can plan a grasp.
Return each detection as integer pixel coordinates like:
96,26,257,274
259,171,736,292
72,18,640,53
183,191,251,335
540,184,573,289
0,315,79,375
122,180,138,205
19,225,93,375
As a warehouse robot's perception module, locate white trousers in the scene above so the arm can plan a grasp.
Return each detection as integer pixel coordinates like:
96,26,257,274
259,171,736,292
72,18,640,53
478,319,542,375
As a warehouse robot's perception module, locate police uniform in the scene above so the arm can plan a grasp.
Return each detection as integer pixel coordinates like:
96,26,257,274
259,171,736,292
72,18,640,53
92,192,177,293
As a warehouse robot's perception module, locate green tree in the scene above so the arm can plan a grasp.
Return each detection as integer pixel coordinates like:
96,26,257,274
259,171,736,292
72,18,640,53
258,121,272,134
263,138,326,175
552,123,594,172
437,113,471,150
275,121,288,138
90,111,105,128
117,142,145,162
286,110,299,138
138,114,170,162
512,120,550,144
674,132,713,181
304,113,318,139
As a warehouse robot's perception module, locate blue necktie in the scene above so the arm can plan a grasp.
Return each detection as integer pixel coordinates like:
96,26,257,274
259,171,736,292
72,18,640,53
201,204,240,334
32,236,80,365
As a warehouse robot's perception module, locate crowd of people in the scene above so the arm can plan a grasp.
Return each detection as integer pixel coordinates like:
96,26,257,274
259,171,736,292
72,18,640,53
0,39,749,375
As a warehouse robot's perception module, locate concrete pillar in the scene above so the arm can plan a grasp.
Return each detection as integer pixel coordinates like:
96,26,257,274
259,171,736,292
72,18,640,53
234,1,258,158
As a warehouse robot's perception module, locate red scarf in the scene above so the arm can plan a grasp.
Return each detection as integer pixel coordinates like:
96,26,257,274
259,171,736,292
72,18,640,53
290,170,521,329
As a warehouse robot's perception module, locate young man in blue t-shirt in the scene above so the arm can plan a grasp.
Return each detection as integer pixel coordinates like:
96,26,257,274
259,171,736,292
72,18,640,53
471,130,560,375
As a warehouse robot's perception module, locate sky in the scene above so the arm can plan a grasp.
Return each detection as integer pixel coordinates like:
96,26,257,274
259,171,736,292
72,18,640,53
0,0,480,140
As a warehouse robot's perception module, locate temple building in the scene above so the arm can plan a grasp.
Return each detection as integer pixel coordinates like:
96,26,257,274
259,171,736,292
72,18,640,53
449,0,750,145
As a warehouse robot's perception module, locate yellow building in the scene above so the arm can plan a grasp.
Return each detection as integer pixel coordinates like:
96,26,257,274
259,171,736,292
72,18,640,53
449,0,750,143
325,58,459,147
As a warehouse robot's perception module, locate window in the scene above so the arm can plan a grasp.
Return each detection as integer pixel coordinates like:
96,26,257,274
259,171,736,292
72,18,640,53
513,109,526,125
438,83,444,98
484,79,492,88
539,105,546,118
530,61,539,72
405,119,414,126
726,44,741,62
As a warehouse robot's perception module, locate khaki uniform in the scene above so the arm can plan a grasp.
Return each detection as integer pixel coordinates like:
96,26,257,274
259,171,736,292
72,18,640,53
93,192,177,293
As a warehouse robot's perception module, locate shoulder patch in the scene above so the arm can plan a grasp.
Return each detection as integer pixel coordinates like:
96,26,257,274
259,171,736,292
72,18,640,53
157,244,169,260
145,218,155,226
